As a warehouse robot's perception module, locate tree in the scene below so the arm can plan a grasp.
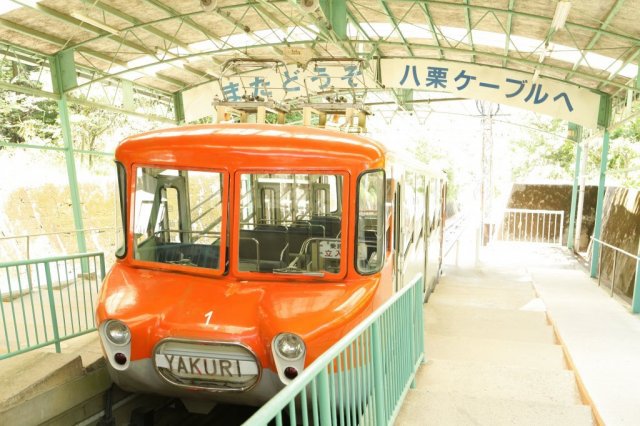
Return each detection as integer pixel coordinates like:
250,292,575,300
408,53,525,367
69,104,125,166
0,59,60,147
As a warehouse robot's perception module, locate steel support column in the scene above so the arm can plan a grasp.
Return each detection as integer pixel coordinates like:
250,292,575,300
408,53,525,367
320,0,347,40
50,54,87,255
590,129,610,278
174,92,185,125
567,123,583,251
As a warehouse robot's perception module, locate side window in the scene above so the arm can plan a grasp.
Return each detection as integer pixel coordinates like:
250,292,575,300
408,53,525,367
414,175,425,241
429,180,437,232
356,170,385,274
115,162,127,258
402,172,415,251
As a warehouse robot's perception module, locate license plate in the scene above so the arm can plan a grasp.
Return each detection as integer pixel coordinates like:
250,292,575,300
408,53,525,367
155,354,259,378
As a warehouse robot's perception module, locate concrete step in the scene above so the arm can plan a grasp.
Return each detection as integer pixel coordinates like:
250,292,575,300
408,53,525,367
0,360,112,425
395,390,594,426
0,352,84,408
430,285,539,310
424,308,557,344
426,334,567,370
425,303,548,327
443,265,531,282
441,268,534,289
416,359,582,406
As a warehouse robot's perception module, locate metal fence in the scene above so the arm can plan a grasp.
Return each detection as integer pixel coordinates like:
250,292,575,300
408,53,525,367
591,237,640,313
0,252,105,360
492,209,564,245
0,227,118,262
244,274,425,426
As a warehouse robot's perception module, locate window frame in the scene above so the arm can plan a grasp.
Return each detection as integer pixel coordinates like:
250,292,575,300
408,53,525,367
115,161,127,259
355,169,386,275
129,164,228,276
232,169,348,280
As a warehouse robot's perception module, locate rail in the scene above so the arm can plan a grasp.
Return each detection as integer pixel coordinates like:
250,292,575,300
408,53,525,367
244,274,425,426
493,209,564,245
590,237,640,313
0,227,117,260
443,213,468,264
0,252,106,359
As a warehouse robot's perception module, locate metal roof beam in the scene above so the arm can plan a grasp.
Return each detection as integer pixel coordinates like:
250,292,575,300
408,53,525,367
378,0,413,56
418,2,443,59
281,0,357,58
398,0,640,46
565,0,626,81
10,0,193,88
502,0,515,67
463,0,475,63
78,0,194,53
0,18,153,81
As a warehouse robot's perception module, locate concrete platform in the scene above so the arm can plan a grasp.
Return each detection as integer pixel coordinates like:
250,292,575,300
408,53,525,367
487,244,640,426
397,241,597,426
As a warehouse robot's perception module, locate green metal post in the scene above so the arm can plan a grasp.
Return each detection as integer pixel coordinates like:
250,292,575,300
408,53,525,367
567,124,583,251
174,92,185,125
371,320,386,425
50,54,87,257
44,262,62,353
633,251,640,314
591,129,610,278
317,369,332,426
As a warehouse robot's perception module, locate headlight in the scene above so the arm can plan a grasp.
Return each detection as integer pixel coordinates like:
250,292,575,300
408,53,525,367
274,333,305,361
105,320,131,345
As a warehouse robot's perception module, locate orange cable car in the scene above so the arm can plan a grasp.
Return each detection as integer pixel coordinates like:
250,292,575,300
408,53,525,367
96,124,445,410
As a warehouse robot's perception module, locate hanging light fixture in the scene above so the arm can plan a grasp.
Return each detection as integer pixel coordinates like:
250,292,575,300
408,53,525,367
551,1,572,32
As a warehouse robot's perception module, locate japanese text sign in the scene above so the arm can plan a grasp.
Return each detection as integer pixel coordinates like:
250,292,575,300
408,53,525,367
380,58,600,128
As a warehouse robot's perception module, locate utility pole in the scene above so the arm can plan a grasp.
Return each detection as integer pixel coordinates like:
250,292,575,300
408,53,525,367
476,101,500,245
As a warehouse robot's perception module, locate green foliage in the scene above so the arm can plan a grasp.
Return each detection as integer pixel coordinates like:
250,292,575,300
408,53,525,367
0,60,60,146
69,104,125,164
510,118,577,180
611,104,640,141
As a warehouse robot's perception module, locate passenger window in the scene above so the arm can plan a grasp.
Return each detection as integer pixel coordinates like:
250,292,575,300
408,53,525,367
428,180,437,232
133,167,224,270
356,170,385,274
238,173,344,275
402,173,415,251
415,175,425,241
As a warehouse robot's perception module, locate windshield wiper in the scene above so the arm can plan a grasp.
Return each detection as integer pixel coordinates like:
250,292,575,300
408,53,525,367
272,266,325,277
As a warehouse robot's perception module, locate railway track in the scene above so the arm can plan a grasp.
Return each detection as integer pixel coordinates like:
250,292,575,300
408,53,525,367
76,386,258,426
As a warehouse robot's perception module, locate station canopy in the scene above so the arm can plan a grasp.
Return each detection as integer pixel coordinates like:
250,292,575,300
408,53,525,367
1,1,639,128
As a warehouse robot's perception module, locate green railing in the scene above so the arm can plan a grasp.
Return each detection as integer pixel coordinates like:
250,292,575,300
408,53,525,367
244,274,425,426
0,252,105,360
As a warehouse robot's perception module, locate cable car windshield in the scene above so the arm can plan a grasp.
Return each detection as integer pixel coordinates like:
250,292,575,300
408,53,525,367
132,166,225,271
238,172,344,275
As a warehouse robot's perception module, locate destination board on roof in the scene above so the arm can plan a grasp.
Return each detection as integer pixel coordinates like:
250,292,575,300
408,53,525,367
182,63,376,122
380,58,600,129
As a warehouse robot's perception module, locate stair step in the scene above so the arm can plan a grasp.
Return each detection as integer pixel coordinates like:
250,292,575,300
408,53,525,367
426,334,567,370
425,304,548,326
443,265,531,282
431,285,538,310
440,274,534,290
395,390,594,426
424,309,556,344
415,359,582,405
0,352,84,408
